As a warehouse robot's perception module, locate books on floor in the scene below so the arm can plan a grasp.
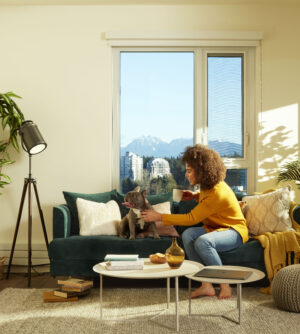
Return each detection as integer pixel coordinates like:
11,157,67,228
104,254,139,261
44,278,93,303
105,259,144,271
54,288,90,299
43,291,78,303
57,278,93,290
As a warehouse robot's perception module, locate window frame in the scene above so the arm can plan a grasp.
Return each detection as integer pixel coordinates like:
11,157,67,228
110,36,260,194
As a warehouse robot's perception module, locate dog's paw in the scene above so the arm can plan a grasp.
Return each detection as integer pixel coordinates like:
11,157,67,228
129,236,135,240
119,234,127,239
154,235,160,240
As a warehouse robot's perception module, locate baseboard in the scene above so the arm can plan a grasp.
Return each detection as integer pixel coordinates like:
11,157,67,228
0,242,49,266
2,264,50,274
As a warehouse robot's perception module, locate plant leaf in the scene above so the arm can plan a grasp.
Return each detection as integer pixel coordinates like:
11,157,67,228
0,174,11,182
10,135,19,151
277,160,300,184
5,92,22,99
2,115,10,130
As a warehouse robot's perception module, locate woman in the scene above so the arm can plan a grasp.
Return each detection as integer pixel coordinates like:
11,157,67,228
141,144,248,299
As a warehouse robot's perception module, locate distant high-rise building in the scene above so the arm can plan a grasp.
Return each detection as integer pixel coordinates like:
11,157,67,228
146,158,171,179
120,152,143,181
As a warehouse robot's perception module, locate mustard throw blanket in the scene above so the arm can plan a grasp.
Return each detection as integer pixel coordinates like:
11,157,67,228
254,204,300,294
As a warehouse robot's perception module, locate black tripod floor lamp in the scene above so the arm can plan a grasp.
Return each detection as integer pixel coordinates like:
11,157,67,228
6,120,49,287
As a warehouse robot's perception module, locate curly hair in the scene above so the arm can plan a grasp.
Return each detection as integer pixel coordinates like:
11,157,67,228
181,144,226,190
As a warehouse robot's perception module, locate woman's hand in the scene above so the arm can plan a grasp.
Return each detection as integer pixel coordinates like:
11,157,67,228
141,210,162,222
181,190,197,201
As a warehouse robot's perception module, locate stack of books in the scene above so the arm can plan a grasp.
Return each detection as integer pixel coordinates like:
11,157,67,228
43,278,93,303
104,254,144,271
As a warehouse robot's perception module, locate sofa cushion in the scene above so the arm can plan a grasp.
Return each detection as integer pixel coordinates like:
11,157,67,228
77,198,121,236
242,186,294,235
63,189,117,235
49,235,180,262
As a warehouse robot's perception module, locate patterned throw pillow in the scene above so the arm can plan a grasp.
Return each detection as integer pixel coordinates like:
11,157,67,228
242,186,295,236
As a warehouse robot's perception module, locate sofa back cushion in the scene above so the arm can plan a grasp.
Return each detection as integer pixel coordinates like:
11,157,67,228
63,189,117,235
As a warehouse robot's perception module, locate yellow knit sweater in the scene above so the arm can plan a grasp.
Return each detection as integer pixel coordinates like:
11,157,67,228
162,181,249,243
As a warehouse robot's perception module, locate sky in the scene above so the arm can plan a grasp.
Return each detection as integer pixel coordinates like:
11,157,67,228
120,52,242,147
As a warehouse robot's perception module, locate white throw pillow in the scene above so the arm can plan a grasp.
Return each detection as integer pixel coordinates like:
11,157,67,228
77,198,121,236
242,186,295,236
152,201,171,215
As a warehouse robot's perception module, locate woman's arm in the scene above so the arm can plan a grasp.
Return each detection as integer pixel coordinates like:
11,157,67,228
141,210,162,222
142,193,216,226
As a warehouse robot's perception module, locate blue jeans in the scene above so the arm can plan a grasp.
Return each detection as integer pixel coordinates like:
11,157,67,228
182,227,242,266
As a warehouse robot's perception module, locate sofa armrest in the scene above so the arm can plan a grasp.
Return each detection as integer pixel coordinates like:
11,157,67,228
291,204,300,227
53,204,71,239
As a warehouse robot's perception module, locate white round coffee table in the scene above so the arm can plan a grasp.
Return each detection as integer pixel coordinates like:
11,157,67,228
93,258,201,332
185,265,265,324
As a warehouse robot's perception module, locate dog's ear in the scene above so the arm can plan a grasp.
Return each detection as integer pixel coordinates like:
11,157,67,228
141,189,147,198
133,186,140,192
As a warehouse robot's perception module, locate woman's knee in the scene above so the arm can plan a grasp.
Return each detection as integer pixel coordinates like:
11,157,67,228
195,235,214,252
182,227,205,244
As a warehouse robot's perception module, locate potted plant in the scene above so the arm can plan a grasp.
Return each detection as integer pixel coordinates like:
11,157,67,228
277,160,300,189
0,92,24,193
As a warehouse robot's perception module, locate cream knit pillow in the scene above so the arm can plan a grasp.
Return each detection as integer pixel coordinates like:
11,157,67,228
77,198,121,236
242,186,295,236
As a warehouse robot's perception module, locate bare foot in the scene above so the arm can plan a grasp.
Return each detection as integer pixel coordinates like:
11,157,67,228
218,284,232,299
191,282,216,299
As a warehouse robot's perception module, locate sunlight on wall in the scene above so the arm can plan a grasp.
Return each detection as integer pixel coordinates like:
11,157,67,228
258,103,299,185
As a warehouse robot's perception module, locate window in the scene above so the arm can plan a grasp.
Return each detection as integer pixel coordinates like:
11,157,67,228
120,52,194,194
207,54,247,191
111,40,258,194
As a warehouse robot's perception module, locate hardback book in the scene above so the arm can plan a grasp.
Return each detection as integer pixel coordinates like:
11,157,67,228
104,254,139,261
54,288,90,299
57,278,93,289
43,291,78,303
107,260,143,266
60,285,92,292
105,260,144,271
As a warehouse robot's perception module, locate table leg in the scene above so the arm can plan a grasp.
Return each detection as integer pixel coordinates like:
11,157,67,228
100,274,103,320
167,277,170,309
237,283,242,324
175,276,179,332
188,278,191,315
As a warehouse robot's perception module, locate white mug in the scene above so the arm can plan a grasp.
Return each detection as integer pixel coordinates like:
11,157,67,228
173,189,183,202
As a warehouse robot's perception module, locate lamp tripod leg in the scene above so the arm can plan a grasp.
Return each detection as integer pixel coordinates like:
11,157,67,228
32,180,49,249
28,180,32,287
6,179,29,280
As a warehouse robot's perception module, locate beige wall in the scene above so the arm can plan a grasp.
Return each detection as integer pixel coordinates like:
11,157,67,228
0,3,299,262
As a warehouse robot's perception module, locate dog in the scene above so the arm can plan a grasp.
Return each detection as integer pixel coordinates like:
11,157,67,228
117,186,160,240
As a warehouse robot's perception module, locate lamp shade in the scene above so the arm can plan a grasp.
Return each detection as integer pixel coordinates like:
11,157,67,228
19,120,47,155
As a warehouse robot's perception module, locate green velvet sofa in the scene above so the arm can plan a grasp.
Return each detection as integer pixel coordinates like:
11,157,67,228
49,189,300,286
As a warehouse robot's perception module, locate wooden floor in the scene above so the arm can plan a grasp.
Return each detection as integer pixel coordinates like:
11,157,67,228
0,272,62,292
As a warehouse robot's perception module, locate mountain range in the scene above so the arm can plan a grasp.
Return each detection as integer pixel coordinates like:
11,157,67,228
121,136,242,158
